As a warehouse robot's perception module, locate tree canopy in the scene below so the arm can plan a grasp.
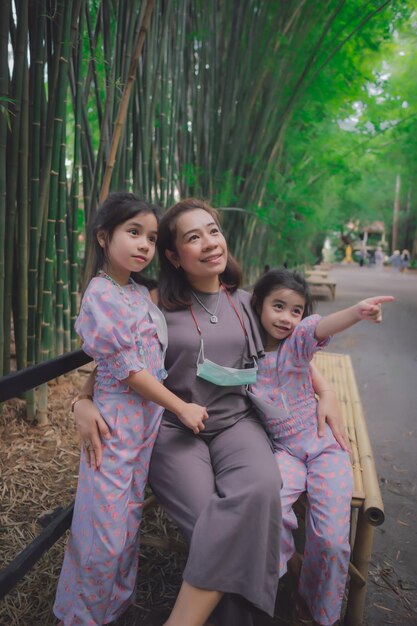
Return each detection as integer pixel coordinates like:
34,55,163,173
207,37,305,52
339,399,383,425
1,0,416,419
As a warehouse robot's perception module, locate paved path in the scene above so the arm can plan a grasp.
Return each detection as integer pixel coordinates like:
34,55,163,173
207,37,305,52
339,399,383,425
315,265,417,625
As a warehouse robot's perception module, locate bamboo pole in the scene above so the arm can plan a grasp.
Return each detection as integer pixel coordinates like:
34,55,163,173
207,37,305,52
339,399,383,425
345,356,384,525
99,0,156,202
16,54,29,372
4,0,28,375
392,173,400,253
344,508,374,626
0,0,11,378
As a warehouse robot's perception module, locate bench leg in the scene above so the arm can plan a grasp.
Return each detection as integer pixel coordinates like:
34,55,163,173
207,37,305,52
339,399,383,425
344,508,374,626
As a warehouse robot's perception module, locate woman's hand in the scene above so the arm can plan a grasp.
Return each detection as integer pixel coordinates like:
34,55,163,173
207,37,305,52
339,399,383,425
317,390,350,452
74,399,111,469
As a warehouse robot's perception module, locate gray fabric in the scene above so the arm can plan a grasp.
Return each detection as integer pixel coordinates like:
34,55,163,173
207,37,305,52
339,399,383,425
161,288,265,435
149,289,281,619
149,419,281,617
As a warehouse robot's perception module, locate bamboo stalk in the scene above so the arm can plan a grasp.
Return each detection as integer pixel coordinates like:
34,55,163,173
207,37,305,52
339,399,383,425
100,0,156,202
0,0,11,377
4,0,29,374
345,356,384,526
345,508,374,626
16,53,29,372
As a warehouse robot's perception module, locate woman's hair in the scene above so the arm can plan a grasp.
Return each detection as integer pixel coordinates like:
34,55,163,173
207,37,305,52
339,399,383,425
251,267,314,319
84,191,160,290
157,198,242,310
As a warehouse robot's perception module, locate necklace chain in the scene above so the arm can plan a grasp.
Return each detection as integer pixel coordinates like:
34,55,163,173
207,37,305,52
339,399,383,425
191,288,222,324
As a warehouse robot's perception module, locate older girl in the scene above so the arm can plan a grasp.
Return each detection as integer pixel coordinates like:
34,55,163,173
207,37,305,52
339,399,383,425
54,193,207,626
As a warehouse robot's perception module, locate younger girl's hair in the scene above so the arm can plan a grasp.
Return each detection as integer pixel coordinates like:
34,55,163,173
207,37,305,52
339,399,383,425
84,191,160,290
251,268,315,319
157,197,242,310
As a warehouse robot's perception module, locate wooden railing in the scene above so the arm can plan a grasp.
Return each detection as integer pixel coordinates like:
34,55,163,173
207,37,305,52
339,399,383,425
0,350,92,599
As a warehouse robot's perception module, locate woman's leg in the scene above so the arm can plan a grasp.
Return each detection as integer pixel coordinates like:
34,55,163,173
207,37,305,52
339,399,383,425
164,582,223,626
149,418,282,625
182,419,282,617
149,423,224,626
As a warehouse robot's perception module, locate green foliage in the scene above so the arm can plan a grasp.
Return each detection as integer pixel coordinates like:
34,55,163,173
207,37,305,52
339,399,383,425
2,0,417,408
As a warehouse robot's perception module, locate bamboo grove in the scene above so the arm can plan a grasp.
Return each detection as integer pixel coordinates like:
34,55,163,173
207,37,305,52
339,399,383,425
0,0,412,420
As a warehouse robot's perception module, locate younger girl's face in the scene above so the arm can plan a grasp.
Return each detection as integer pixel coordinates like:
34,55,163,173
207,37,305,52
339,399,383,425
98,211,158,284
166,208,228,289
260,287,305,351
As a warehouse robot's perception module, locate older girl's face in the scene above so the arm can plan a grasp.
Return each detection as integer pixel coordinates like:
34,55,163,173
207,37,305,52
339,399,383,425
167,209,228,290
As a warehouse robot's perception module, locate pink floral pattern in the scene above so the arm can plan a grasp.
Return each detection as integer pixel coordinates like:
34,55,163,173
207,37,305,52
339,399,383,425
253,314,353,626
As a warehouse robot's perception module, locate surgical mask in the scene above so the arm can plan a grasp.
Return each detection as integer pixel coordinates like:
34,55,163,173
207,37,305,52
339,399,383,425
196,337,257,386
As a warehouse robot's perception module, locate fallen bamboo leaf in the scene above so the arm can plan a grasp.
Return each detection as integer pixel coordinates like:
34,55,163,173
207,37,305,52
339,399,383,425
373,604,394,612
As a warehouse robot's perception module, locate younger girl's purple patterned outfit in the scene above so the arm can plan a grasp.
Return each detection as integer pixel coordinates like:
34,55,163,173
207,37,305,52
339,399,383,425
251,314,353,626
54,276,167,626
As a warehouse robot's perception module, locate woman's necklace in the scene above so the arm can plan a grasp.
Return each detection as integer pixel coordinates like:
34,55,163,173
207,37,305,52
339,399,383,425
191,288,222,324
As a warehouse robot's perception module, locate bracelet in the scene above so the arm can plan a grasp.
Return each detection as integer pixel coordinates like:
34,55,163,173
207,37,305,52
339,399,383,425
71,394,93,413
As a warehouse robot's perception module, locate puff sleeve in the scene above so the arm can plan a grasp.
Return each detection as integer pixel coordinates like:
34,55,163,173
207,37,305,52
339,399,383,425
289,314,330,363
75,278,146,380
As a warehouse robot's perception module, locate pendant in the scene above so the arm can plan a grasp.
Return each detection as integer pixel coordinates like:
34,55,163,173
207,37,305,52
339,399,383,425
210,315,218,324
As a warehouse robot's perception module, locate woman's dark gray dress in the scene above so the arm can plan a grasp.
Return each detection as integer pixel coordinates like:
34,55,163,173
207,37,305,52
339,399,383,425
148,288,282,625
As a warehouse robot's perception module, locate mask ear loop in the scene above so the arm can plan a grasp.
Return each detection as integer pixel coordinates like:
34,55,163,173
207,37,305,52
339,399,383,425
190,306,206,365
223,287,258,372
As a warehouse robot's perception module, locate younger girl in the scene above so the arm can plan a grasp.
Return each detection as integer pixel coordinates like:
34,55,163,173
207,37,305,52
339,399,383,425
54,192,208,626
249,268,393,626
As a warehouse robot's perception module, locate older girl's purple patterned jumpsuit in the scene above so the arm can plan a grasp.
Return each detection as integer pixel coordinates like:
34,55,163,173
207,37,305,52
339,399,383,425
54,276,166,626
251,315,353,626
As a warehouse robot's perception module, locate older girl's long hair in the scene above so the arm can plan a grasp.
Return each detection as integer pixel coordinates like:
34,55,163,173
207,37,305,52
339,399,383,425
157,198,242,310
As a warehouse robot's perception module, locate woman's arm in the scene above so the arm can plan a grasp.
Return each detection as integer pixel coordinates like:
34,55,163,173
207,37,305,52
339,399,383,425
73,369,111,470
310,362,350,452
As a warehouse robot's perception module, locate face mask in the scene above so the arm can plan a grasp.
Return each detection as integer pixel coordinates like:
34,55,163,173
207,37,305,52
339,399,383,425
196,338,258,386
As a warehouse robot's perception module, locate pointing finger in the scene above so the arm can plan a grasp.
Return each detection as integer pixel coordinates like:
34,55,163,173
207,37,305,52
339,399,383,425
367,295,394,305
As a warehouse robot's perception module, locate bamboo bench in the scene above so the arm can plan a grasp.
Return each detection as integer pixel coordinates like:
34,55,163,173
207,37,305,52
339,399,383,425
306,274,336,300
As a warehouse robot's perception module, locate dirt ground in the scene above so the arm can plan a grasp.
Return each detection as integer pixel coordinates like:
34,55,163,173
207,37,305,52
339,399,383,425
1,264,416,626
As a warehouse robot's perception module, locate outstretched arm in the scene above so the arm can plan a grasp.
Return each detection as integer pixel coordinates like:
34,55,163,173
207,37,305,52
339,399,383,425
311,362,350,452
315,295,394,342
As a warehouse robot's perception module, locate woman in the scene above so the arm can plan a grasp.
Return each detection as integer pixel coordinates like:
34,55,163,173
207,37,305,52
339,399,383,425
73,198,348,626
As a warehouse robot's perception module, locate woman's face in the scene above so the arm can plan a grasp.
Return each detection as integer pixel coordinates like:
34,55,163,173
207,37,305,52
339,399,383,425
167,208,228,288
